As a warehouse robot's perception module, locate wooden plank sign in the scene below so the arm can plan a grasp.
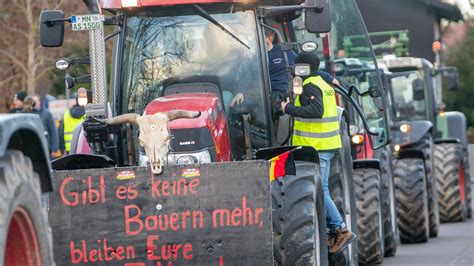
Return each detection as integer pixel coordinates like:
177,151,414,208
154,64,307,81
48,161,272,265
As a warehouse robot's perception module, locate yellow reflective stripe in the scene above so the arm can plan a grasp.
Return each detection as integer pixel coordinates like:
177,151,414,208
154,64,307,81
293,134,342,150
294,120,339,132
294,129,340,138
294,116,339,123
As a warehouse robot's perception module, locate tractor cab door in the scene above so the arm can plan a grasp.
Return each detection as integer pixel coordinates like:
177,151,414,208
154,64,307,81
285,0,389,149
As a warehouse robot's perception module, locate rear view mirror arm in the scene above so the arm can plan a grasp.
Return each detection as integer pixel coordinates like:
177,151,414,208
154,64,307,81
334,85,379,136
43,17,71,27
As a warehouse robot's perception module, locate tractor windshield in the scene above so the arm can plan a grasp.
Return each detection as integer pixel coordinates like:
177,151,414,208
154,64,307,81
390,71,426,121
288,0,388,149
120,7,270,158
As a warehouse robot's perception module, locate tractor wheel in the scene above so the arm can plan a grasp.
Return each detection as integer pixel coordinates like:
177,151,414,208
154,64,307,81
272,161,328,266
329,115,358,266
393,158,429,243
462,153,472,219
379,147,398,257
0,150,54,266
353,168,384,264
434,143,468,222
420,135,439,237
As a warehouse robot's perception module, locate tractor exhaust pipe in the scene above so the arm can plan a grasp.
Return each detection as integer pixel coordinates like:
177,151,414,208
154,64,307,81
83,0,107,109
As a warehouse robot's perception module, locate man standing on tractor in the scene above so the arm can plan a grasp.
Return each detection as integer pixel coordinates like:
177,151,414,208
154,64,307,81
265,29,339,117
282,52,356,255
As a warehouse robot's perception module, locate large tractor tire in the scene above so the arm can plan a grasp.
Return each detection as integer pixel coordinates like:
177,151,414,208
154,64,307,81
393,158,429,243
0,150,54,265
353,168,384,264
329,115,358,266
462,152,472,219
379,147,398,257
434,143,469,222
273,161,328,266
420,136,440,237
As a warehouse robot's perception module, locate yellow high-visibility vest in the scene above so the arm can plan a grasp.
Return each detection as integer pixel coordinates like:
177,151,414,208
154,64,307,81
292,76,342,151
63,109,85,152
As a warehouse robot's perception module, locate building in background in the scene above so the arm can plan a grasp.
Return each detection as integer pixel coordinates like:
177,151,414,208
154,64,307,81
356,0,464,66
443,0,474,19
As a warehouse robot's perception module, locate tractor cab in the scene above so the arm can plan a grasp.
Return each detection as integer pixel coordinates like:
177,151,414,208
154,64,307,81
379,57,437,123
119,6,270,161
40,0,389,167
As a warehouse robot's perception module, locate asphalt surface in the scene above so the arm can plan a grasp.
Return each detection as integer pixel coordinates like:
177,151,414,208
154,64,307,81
383,186,474,266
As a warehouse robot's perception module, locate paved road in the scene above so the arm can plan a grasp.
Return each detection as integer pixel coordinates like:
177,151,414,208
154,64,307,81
383,187,474,266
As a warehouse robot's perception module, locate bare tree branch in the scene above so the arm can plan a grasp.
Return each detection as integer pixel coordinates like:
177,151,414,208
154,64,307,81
0,50,28,74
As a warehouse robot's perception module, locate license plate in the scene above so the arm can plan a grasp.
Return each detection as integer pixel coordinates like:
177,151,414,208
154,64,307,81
71,15,103,31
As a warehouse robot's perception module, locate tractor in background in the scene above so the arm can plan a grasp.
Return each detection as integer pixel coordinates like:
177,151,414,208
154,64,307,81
39,0,389,264
344,30,471,246
330,58,398,264
366,30,472,223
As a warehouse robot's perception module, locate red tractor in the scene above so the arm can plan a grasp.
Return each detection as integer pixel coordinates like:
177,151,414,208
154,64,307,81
37,0,390,265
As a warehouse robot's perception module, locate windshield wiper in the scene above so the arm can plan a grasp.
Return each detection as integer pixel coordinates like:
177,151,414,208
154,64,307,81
193,4,250,50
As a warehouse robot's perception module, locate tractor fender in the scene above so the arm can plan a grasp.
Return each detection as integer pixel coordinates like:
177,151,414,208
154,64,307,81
396,148,425,160
391,120,433,147
353,159,381,170
0,114,52,192
436,111,467,147
434,138,461,144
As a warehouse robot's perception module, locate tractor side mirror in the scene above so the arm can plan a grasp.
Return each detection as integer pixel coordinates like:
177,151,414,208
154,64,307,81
433,67,460,91
367,72,381,98
40,10,65,47
368,86,382,98
412,79,425,101
304,0,331,33
442,70,459,91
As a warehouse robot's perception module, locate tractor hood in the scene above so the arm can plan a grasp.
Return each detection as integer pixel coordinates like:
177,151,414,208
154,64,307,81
144,93,220,129
390,120,433,147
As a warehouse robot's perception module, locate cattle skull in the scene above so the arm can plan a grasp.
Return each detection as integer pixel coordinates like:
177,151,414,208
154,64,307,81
103,110,200,174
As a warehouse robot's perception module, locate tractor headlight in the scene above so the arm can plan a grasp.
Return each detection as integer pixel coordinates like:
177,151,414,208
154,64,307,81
399,124,411,133
351,134,365,145
122,0,138,7
293,76,304,95
394,145,401,152
168,150,212,165
294,64,311,76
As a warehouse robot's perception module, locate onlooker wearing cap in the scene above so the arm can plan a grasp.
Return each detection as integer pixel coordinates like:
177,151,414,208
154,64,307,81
8,91,27,113
32,94,60,158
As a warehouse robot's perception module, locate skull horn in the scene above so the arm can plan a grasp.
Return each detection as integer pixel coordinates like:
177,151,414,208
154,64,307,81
103,113,140,125
165,110,201,121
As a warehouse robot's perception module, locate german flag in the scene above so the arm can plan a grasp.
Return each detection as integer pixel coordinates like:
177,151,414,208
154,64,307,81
269,147,300,182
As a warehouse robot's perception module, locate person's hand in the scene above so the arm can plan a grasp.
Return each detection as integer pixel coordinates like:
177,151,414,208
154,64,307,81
332,79,340,87
230,93,244,108
281,98,290,113
51,150,62,158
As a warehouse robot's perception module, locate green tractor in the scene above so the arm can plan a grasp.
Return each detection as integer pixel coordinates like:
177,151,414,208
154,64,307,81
330,58,398,263
366,30,472,223
345,31,471,245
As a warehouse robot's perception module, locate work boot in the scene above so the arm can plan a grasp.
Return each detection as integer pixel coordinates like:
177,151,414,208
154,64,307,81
328,227,356,255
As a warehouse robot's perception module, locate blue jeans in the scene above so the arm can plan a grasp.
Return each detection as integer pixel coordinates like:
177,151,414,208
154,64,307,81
319,152,345,232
